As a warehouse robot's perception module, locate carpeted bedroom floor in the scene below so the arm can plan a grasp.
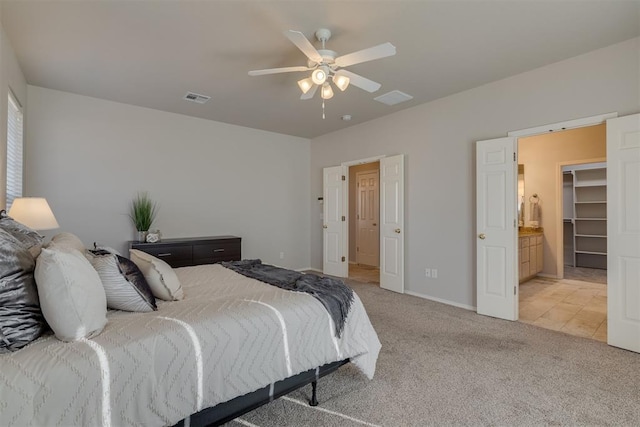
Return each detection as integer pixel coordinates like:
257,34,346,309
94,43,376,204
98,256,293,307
226,278,640,426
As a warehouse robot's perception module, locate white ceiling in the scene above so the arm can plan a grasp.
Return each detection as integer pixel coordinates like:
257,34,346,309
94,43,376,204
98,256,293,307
2,1,638,139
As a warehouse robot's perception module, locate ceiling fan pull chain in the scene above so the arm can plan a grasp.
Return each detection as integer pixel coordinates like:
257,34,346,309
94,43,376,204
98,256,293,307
322,99,325,119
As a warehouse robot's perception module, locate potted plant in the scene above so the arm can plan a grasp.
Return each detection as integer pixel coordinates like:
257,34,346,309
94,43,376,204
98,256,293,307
129,192,157,242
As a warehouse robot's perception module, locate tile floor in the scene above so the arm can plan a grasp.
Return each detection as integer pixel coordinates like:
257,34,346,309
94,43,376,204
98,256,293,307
349,263,608,342
349,263,380,284
519,277,607,342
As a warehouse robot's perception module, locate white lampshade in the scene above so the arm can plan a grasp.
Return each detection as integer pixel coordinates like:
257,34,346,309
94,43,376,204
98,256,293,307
332,74,350,91
321,83,334,100
297,77,314,94
8,197,60,230
311,67,328,85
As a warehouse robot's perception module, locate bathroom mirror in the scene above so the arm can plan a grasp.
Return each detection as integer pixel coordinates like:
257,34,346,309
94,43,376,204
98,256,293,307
518,164,525,226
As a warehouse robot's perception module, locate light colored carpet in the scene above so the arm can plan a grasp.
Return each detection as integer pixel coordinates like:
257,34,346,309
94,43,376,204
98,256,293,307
228,279,640,426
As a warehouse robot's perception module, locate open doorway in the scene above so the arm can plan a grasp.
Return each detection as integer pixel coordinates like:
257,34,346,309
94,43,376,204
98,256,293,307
348,161,380,285
477,113,639,353
516,124,607,342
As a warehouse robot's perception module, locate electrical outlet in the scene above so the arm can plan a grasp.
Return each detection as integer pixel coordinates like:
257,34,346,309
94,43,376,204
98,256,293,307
432,269,438,279
425,268,431,278
279,252,284,259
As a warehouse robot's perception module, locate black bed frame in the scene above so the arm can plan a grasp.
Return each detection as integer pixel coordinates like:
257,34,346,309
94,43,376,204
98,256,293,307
173,359,350,427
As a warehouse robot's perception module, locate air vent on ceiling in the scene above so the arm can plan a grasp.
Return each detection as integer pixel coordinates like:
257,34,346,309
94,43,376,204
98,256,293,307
183,92,210,104
374,90,413,106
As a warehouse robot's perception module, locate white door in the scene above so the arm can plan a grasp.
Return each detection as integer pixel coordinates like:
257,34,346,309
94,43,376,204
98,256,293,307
607,114,640,353
476,137,518,320
356,170,380,267
323,166,348,277
380,155,404,293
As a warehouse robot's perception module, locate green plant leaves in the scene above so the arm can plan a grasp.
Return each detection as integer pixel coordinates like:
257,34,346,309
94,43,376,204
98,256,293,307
129,192,157,232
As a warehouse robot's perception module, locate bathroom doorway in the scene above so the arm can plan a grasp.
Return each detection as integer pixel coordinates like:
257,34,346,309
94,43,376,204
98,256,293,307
517,124,607,342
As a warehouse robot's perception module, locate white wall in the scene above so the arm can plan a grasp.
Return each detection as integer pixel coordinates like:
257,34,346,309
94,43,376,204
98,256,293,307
0,19,27,209
310,37,639,309
26,87,311,268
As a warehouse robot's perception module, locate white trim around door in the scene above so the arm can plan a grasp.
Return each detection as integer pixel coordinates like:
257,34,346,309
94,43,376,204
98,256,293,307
322,154,405,293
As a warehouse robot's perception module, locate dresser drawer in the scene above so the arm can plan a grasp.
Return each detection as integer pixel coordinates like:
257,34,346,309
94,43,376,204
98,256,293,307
136,245,192,268
130,236,241,267
193,240,241,264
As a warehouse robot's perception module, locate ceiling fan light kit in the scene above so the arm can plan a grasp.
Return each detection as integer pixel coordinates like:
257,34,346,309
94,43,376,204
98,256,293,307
311,67,329,85
332,74,350,91
297,77,314,94
321,83,334,100
248,27,396,118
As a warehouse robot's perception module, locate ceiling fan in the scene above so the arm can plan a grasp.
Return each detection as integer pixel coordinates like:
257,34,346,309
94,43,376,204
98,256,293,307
248,28,396,101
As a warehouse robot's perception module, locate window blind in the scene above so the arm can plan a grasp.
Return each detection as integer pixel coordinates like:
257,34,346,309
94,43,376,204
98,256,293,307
6,92,23,210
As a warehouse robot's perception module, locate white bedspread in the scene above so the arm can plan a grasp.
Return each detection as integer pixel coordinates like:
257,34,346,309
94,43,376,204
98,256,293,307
0,265,380,426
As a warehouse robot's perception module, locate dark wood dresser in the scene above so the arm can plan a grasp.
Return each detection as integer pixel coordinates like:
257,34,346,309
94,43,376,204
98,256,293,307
129,235,241,268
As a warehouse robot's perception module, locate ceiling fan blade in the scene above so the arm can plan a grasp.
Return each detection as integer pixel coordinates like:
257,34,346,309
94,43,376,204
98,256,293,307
334,42,396,68
300,84,318,100
248,66,311,76
285,30,323,64
335,70,381,93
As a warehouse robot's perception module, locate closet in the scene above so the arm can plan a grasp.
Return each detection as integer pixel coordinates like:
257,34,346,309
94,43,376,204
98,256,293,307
562,162,607,269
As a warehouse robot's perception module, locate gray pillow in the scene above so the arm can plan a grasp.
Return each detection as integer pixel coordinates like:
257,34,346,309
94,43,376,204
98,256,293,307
0,228,46,353
0,210,43,253
87,250,157,312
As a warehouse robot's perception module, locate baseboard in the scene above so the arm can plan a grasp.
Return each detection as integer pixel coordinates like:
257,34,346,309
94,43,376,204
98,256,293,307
537,273,559,279
404,290,476,311
295,267,322,273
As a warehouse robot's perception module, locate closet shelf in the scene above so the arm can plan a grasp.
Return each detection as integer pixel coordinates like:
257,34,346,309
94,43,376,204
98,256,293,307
574,183,606,188
565,163,607,270
575,250,607,256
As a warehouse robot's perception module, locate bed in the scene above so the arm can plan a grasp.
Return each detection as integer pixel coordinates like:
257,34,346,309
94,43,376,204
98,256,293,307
0,262,381,426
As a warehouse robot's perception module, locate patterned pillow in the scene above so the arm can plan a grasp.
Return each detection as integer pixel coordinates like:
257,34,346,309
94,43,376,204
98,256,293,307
129,249,184,301
87,250,156,312
0,228,46,353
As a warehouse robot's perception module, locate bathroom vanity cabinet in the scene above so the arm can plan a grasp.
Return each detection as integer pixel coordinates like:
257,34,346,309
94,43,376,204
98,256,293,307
519,232,543,282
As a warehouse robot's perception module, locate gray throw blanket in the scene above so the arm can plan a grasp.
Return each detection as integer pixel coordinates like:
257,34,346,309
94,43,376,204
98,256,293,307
221,259,353,338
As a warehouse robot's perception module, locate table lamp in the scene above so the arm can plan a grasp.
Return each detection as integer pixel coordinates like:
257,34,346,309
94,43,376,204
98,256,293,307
8,197,60,230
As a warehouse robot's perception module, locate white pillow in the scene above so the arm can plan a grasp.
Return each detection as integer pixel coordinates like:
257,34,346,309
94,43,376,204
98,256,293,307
34,246,107,341
129,249,184,301
49,232,85,253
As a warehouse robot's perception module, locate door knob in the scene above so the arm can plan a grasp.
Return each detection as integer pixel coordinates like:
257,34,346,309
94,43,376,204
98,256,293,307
323,225,328,229
478,233,486,239
394,228,401,234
